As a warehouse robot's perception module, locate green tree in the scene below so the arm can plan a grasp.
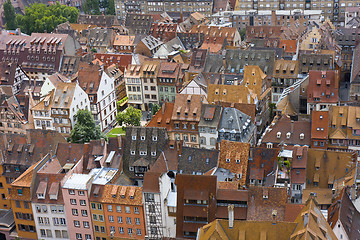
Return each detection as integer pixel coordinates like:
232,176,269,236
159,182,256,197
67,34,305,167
106,0,115,15
3,0,17,30
239,28,246,41
16,3,79,34
116,107,141,127
151,104,160,116
83,0,100,15
69,109,106,144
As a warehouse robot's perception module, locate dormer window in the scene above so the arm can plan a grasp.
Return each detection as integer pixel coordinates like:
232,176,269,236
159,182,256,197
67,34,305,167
286,132,291,139
132,135,136,140
152,136,157,141
129,167,134,171
206,158,209,164
140,151,147,156
131,151,135,155
236,159,240,164
141,136,145,140
188,156,192,162
151,151,156,156
300,133,304,140
37,193,45,199
277,132,281,139
267,143,273,148
226,158,230,163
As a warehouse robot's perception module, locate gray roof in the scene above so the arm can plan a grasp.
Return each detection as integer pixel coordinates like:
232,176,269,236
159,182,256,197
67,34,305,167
177,146,219,175
123,127,168,179
141,35,163,51
218,107,256,143
199,104,223,128
224,49,275,76
298,52,334,74
88,28,114,48
153,37,185,58
203,53,224,73
125,13,153,35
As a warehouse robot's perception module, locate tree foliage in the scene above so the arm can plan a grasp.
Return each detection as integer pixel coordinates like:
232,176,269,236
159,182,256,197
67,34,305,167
151,104,160,116
83,0,100,15
69,109,106,144
116,107,141,127
16,3,79,35
3,0,17,30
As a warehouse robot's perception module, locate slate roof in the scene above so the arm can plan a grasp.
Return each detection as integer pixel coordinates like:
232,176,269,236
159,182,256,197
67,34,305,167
224,49,275,76
248,147,279,183
140,35,163,51
177,146,219,175
123,127,168,179
299,52,334,74
218,107,255,143
328,188,360,240
77,15,117,28
125,13,154,35
203,53,224,73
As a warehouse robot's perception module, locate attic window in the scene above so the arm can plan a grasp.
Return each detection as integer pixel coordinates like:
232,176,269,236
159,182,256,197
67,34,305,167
131,151,135,155
206,158,209,164
188,156,192,162
300,133,304,140
236,159,240,164
152,136,157,141
141,136,145,140
286,132,291,139
132,135,136,140
151,151,156,156
226,158,230,163
277,132,281,139
320,115,323,119
129,167,134,171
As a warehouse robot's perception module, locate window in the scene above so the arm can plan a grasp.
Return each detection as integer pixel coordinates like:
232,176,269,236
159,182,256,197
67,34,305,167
95,225,99,232
93,214,98,221
116,206,122,212
51,205,57,213
17,189,23,195
69,189,75,195
150,216,156,224
134,207,139,214
70,199,77,205
72,209,78,216
110,226,115,232
83,221,90,228
78,191,85,196
128,228,133,235
91,203,96,209
53,217,59,225
109,215,114,222
125,206,131,213
118,216,123,223
107,205,113,212
24,201,29,209
60,218,66,226
100,226,105,233
119,227,124,234
38,217,44,225
42,205,47,213
81,210,88,217
97,204,102,210
99,215,104,222
135,218,140,225
58,206,64,213
74,220,80,227
76,233,82,239
15,200,21,208
80,200,86,206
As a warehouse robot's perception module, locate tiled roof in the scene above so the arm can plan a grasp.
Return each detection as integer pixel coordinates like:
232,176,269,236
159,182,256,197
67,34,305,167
262,115,311,146
98,184,143,206
197,219,297,240
306,149,356,188
218,140,249,185
171,94,203,122
77,62,102,96
248,147,279,183
247,186,288,221
246,26,282,40
142,172,161,193
279,40,297,53
273,60,299,78
125,13,154,35
93,53,132,71
199,104,222,128
147,102,174,129
307,70,339,103
113,35,135,46
284,203,304,222
311,111,329,139
292,197,337,240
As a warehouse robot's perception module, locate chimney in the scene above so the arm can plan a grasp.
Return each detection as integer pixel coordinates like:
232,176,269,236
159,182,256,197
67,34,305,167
162,103,165,114
291,120,294,133
228,204,234,229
